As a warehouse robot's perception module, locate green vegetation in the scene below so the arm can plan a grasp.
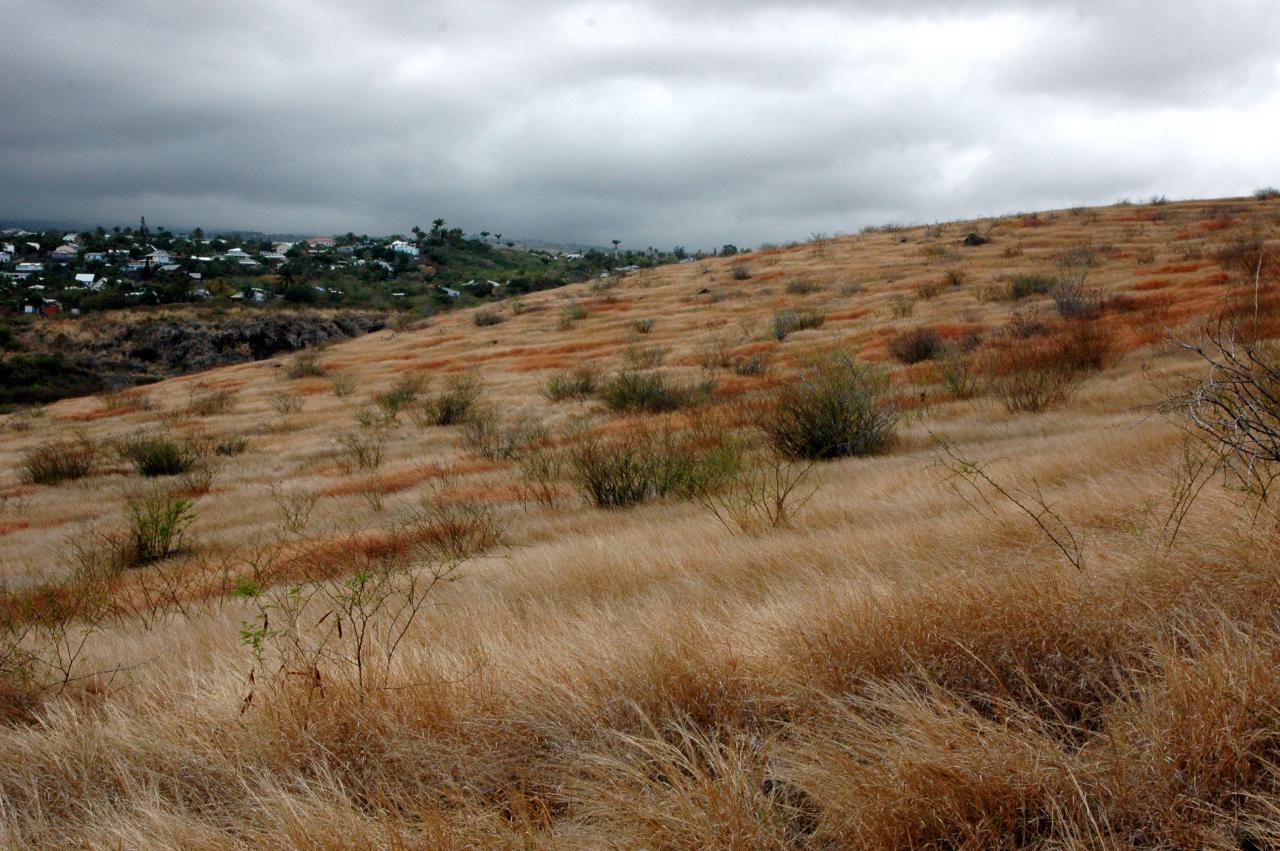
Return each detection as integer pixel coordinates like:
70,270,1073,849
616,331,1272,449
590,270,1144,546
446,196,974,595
19,437,98,485
760,349,898,459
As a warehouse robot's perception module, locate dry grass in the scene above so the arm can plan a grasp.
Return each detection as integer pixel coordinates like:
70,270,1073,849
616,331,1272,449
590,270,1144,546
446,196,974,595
1,195,1279,847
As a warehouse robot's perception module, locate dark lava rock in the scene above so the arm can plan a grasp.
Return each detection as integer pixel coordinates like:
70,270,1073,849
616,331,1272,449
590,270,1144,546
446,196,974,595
963,232,990,246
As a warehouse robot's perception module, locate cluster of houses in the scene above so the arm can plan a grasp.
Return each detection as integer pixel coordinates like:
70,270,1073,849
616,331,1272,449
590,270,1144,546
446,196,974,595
0,230,397,315
1,224,662,317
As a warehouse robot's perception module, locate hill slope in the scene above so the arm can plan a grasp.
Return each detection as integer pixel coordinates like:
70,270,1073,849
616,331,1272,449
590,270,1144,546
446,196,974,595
1,196,1280,847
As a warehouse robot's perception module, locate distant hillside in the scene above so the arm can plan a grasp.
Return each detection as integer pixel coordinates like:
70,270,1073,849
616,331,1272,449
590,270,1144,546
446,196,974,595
2,194,1280,847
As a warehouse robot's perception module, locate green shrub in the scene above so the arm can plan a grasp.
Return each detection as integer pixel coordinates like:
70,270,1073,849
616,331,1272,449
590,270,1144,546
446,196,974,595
186,384,236,417
414,372,482,427
473,307,505,327
760,349,898,460
19,438,97,485
568,426,742,509
938,352,981,399
1008,274,1054,300
599,370,713,413
632,317,655,334
119,434,204,477
544,367,598,401
889,327,945,364
786,279,820,295
330,373,357,398
887,295,915,319
771,308,827,341
287,351,325,379
621,344,669,370
377,375,425,421
730,351,772,376
559,303,588,329
127,490,195,565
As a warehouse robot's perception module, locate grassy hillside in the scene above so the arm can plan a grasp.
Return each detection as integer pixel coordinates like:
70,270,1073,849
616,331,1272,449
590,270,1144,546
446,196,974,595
2,195,1279,847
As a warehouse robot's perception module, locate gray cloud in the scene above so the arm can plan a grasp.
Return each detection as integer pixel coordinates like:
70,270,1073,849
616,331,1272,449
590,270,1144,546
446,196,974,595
1,0,1278,248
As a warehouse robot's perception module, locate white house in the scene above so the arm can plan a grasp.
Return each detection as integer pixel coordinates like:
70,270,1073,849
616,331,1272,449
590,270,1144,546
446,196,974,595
16,262,43,273
440,286,461,298
144,248,172,265
390,240,419,257
0,250,10,264
84,252,106,264
74,273,96,287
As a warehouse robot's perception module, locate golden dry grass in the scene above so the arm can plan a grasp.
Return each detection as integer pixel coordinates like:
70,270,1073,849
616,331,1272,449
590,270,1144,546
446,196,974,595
1,196,1280,847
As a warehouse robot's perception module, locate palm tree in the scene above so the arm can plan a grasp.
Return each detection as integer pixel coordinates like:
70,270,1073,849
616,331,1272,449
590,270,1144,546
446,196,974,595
612,239,621,256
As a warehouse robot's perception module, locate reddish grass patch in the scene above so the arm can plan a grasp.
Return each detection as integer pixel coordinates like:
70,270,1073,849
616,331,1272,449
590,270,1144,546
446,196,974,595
930,322,986,341
714,377,759,398
1183,272,1231,289
436,481,524,505
588,298,635,312
59,405,141,422
1133,279,1173,291
512,356,573,372
0,521,30,537
828,307,873,322
295,379,331,396
1156,262,1209,274
323,460,505,498
1198,216,1236,233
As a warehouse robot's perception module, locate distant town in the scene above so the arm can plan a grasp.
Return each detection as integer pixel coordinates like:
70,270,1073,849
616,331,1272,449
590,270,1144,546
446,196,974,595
0,218,737,317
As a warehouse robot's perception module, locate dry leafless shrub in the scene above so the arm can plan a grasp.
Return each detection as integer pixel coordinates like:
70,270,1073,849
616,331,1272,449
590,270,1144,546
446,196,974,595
696,452,819,533
270,484,323,535
934,439,1084,570
1165,267,1280,503
270,391,303,415
461,407,545,461
516,443,565,509
336,429,387,474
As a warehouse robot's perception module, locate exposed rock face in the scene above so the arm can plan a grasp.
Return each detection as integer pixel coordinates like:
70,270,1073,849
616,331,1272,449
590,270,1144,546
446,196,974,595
4,309,387,406
85,311,386,375
962,232,990,246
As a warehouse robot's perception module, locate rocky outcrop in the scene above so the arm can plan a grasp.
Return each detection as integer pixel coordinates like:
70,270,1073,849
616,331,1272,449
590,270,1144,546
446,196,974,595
5,309,387,405
84,311,386,375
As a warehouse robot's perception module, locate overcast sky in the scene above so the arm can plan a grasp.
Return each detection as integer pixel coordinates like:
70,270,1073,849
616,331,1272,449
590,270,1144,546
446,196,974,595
2,1,1278,248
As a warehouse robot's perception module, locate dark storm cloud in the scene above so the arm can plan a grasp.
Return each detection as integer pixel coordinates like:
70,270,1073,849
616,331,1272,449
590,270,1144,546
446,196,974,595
1,0,1278,247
